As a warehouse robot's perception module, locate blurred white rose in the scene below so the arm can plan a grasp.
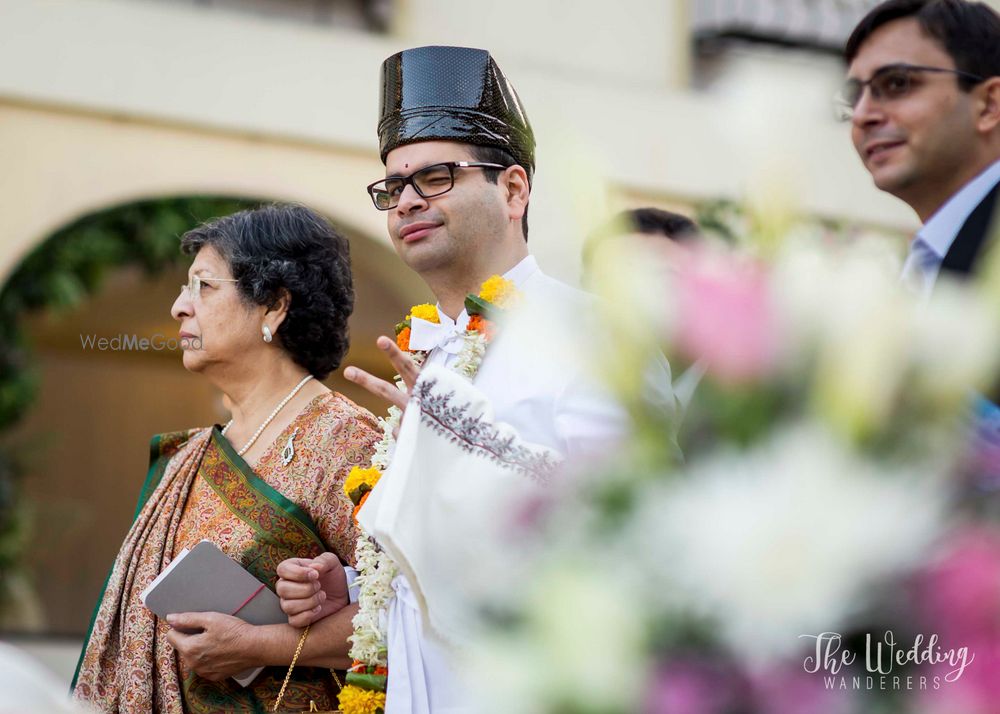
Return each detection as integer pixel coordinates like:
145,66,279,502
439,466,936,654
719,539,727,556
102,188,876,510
466,562,647,714
632,424,945,661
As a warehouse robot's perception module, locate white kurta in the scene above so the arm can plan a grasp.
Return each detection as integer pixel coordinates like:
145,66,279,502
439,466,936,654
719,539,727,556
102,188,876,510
362,255,675,713
415,256,650,454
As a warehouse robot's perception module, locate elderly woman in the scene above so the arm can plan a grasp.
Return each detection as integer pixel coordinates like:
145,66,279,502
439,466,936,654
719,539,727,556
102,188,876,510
73,204,375,712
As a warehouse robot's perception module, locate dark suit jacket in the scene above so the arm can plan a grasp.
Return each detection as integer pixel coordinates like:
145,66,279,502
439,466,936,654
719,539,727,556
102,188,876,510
938,179,1000,400
939,180,1000,277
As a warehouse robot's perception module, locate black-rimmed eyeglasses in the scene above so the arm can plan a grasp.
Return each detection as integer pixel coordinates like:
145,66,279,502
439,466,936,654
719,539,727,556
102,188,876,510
835,63,985,121
366,161,506,210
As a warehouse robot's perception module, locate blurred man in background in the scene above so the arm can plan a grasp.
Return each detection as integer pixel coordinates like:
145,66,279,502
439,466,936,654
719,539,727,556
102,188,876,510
584,207,704,410
582,206,700,285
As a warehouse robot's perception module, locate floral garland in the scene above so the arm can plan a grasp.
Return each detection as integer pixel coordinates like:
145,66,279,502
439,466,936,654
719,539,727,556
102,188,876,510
339,275,520,714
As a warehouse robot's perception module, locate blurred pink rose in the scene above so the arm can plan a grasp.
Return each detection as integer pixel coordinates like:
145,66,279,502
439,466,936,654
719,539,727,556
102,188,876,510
750,665,854,714
644,659,742,714
673,251,779,385
645,659,853,714
916,637,1000,714
913,528,1000,712
916,527,1000,640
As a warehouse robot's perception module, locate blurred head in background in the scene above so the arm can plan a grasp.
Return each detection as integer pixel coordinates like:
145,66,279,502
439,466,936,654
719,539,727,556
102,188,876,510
582,207,700,287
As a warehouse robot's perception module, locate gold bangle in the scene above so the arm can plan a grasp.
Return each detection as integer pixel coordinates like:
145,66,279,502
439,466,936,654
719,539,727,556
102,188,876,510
272,624,310,712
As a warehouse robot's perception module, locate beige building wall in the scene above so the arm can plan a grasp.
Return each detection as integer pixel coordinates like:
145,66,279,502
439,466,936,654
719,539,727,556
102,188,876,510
0,0,917,287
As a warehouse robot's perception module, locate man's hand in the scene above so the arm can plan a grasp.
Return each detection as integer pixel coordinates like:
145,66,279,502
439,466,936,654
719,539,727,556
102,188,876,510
165,612,254,682
276,553,349,628
344,336,421,410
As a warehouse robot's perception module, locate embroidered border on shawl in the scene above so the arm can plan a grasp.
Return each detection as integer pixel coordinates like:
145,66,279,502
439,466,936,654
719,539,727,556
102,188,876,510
412,378,559,483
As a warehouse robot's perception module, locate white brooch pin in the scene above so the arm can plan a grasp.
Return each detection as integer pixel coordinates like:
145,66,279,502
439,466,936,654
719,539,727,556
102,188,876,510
281,427,300,466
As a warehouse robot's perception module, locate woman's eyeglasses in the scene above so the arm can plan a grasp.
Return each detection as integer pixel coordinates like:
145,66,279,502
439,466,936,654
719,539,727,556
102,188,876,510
180,274,239,300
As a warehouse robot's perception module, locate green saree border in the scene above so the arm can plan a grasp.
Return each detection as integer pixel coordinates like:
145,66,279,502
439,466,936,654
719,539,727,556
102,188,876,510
71,430,195,690
206,426,325,553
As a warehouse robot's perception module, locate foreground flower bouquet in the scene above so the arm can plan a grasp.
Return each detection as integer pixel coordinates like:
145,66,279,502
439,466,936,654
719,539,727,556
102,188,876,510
459,228,1000,714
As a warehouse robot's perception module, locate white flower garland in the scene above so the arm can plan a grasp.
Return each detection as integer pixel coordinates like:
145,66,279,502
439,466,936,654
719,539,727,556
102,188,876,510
453,330,488,380
348,536,394,665
348,340,488,671
369,405,403,473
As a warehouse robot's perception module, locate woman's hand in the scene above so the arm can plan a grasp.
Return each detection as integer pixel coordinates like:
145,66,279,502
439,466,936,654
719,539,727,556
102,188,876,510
275,553,350,628
164,612,255,682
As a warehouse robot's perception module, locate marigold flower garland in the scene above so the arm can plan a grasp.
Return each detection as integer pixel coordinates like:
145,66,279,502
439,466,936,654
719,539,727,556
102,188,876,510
339,276,520,713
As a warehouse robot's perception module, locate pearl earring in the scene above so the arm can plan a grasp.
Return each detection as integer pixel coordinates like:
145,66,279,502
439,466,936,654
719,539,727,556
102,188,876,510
262,325,273,343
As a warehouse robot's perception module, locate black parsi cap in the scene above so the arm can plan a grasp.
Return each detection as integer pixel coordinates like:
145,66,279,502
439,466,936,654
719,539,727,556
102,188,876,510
378,46,536,175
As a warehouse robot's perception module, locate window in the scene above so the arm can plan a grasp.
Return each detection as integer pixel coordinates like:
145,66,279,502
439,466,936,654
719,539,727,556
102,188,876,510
150,0,393,33
692,0,881,55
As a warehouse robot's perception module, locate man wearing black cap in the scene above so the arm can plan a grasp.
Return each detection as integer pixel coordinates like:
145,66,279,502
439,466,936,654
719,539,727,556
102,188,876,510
349,44,668,455
276,46,674,712
369,45,540,319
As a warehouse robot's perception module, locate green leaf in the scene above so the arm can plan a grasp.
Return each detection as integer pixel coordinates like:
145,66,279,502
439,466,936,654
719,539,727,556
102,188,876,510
344,671,388,692
464,294,497,319
348,483,372,506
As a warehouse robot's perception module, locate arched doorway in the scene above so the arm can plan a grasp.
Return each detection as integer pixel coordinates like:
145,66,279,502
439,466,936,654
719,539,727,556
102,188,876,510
0,196,418,648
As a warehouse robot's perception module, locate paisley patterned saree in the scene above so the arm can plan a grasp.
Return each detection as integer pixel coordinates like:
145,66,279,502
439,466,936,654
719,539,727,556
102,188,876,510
73,393,378,713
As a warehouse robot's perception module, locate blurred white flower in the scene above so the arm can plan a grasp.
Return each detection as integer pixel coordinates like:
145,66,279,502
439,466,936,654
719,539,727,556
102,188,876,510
708,51,843,241
588,235,678,402
811,277,910,439
769,238,909,437
0,642,94,713
464,635,550,714
634,424,945,661
908,277,1000,404
466,563,647,714
771,234,902,355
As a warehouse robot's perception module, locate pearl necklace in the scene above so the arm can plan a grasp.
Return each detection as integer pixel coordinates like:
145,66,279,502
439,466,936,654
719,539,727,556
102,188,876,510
222,374,314,456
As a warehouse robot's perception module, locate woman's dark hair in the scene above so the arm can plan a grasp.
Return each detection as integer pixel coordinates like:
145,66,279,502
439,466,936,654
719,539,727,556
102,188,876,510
845,0,1000,89
180,204,353,380
468,144,531,241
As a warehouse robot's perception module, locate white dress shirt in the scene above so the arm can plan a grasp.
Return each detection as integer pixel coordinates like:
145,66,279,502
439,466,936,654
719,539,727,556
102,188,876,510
378,255,674,713
901,159,1000,298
